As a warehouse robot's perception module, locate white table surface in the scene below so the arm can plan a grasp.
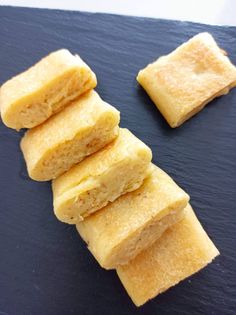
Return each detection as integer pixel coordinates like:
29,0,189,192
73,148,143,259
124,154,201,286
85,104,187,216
0,0,236,26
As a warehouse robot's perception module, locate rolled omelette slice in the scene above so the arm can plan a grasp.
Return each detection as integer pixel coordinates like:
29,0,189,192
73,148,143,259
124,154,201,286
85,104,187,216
0,49,97,130
76,164,190,269
137,32,236,127
117,204,219,307
52,128,152,224
20,90,120,181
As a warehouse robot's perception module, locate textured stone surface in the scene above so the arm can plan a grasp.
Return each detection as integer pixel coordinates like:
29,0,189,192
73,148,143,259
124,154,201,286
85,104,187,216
0,6,235,315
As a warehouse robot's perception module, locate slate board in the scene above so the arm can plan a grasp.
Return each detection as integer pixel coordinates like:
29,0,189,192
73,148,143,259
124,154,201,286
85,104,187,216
0,5,236,315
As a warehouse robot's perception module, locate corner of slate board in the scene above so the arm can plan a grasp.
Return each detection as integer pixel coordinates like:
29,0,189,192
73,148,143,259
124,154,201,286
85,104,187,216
0,5,235,315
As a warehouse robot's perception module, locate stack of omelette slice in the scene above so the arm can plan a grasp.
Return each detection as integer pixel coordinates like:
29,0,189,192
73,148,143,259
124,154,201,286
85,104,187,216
0,49,219,307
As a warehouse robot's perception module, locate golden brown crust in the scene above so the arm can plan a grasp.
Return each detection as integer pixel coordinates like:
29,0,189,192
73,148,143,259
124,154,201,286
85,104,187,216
137,32,236,127
52,128,152,224
0,49,97,129
117,204,219,306
76,164,189,269
20,90,120,181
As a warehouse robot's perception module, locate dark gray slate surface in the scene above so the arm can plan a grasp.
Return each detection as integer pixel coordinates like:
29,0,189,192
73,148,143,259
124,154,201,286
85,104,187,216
0,5,235,315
